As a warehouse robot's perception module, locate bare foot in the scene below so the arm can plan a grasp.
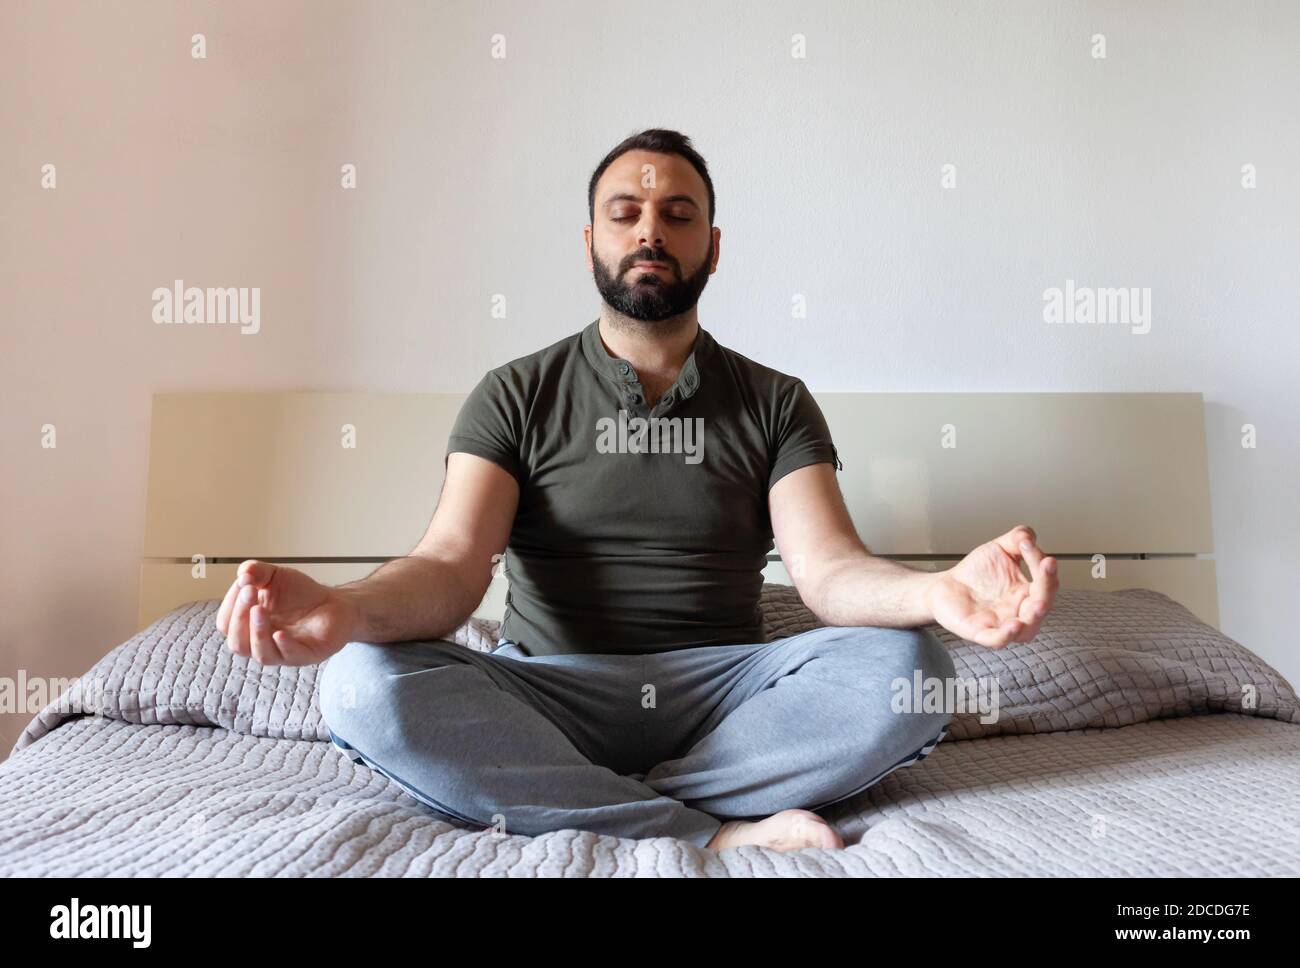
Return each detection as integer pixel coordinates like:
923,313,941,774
706,808,844,851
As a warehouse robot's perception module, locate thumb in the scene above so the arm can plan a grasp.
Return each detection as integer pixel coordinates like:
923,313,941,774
237,559,275,587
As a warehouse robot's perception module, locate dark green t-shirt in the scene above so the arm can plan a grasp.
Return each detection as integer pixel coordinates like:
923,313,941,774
444,318,841,656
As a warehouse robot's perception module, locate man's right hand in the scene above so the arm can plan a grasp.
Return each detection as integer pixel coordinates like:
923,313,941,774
214,560,360,667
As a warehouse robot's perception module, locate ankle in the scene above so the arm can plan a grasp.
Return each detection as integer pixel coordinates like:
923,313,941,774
706,819,746,849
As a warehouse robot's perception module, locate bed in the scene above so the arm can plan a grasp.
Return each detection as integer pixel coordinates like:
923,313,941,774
2,390,1296,876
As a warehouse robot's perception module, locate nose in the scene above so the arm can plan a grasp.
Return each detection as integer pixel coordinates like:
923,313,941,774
636,213,666,250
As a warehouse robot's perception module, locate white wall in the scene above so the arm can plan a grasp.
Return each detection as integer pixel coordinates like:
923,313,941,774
3,0,1297,755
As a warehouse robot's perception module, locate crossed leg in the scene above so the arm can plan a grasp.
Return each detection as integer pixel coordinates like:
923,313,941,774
639,624,955,848
317,624,955,851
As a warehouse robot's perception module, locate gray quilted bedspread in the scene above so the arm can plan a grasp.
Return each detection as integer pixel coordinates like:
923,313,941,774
2,587,1298,876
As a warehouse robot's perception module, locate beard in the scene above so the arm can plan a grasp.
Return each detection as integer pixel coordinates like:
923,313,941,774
591,237,714,323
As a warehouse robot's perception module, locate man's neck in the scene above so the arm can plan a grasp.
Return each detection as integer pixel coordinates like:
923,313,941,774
595,310,700,385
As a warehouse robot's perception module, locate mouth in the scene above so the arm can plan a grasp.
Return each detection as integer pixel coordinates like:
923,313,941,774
631,262,669,272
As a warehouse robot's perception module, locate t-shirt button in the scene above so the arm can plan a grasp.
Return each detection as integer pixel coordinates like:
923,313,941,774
618,362,632,375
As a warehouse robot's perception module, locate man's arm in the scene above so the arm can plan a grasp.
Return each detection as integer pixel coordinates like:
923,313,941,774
336,452,520,643
769,462,938,627
769,462,1058,648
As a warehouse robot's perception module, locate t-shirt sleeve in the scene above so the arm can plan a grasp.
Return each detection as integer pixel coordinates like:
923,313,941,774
768,379,842,490
445,370,526,486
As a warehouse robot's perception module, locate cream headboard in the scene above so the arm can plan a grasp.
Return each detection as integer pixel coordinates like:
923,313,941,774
139,391,1218,630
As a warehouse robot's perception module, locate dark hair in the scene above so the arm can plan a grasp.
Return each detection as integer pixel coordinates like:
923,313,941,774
588,128,716,227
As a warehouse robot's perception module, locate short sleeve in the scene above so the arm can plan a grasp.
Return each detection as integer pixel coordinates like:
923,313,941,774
768,380,842,490
445,370,525,486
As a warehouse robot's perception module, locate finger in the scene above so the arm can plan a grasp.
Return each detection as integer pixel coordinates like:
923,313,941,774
1020,554,1058,624
1039,555,1059,606
1020,555,1060,640
1013,529,1050,609
1010,619,1041,643
999,586,1031,621
971,623,1014,649
227,583,256,657
271,629,315,666
237,559,275,588
999,617,1025,640
994,524,1037,559
955,608,1002,636
1018,592,1045,624
215,578,242,634
1016,543,1045,620
1013,576,1046,633
1014,566,1055,639
952,610,1018,649
249,604,284,666
1020,537,1044,576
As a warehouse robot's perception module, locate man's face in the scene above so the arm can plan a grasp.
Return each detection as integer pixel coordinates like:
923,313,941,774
587,150,718,323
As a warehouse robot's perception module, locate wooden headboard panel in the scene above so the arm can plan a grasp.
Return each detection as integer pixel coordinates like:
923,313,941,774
139,391,1218,630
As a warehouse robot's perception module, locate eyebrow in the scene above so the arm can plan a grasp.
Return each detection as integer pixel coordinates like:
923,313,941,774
602,192,701,212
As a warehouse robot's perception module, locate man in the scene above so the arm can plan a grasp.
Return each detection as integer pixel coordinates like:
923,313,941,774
215,129,1058,852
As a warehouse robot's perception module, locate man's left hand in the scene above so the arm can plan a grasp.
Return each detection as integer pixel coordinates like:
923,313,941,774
925,524,1059,649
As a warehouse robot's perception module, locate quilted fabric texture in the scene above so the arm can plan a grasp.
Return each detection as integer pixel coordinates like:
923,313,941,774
13,585,1297,752
2,708,1298,876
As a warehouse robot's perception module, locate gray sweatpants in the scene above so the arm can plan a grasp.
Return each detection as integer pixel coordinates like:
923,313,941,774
318,623,955,849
